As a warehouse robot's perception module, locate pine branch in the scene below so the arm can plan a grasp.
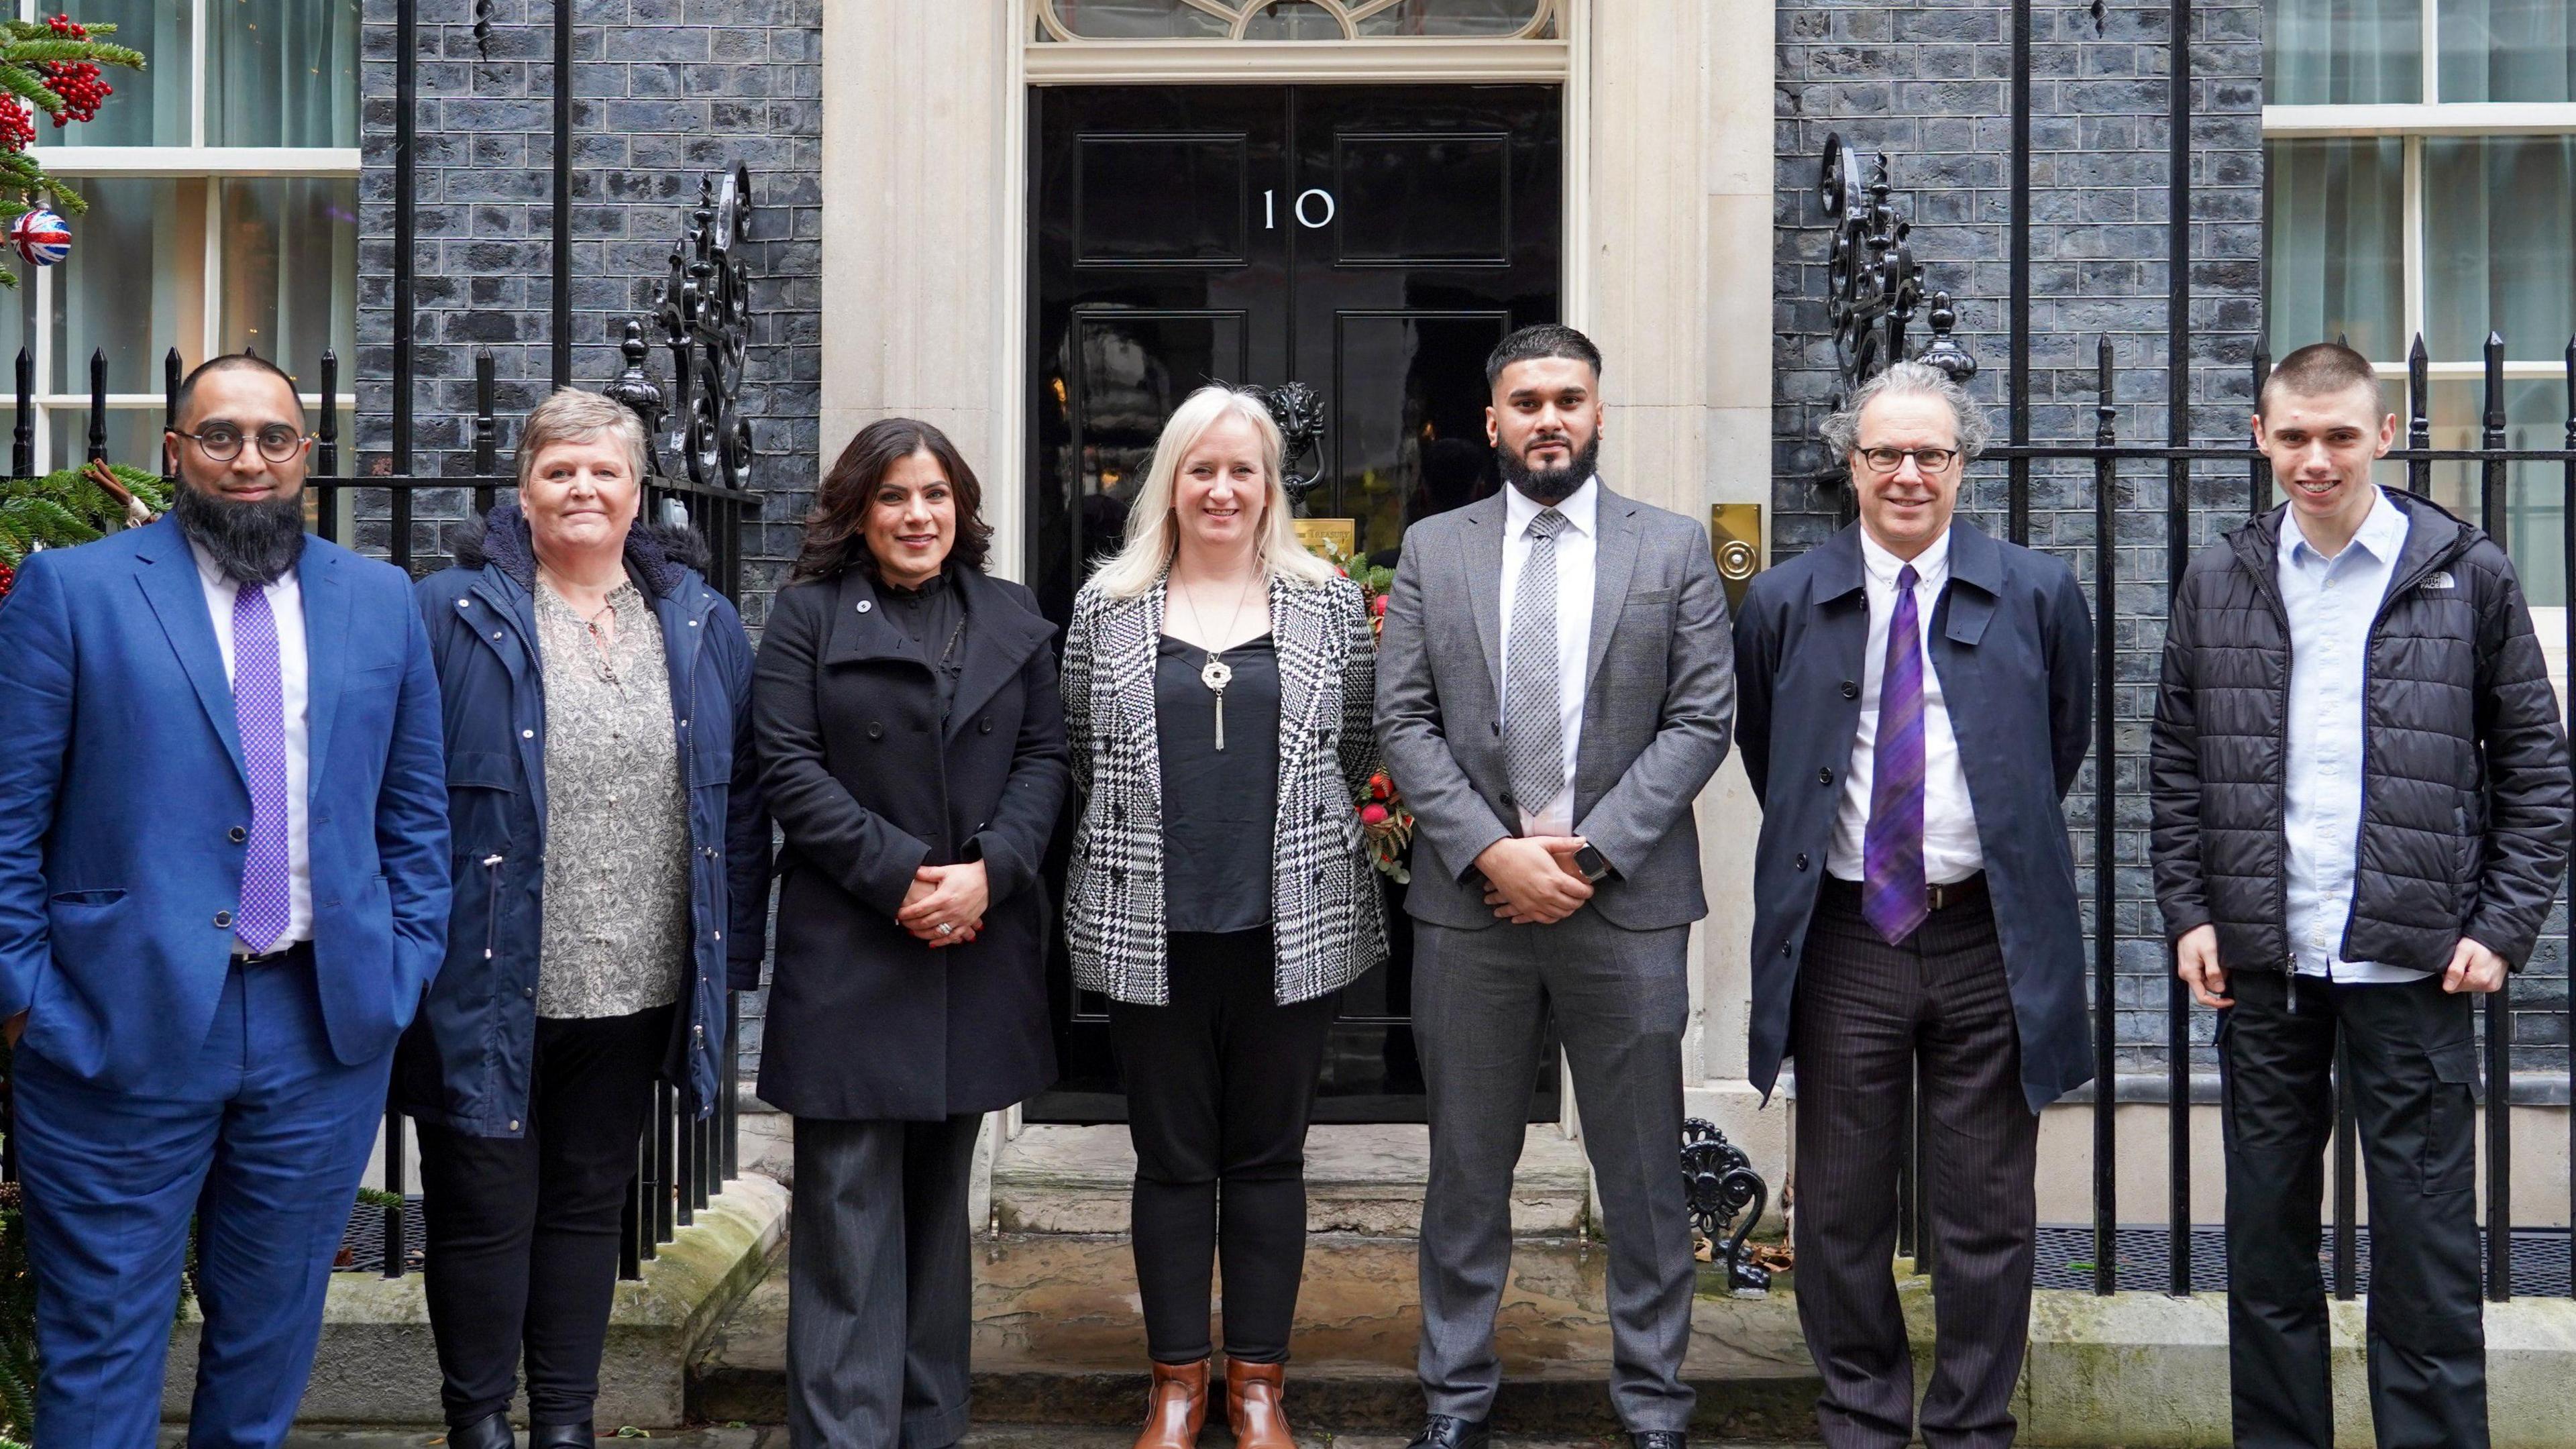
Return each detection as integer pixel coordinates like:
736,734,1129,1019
0,64,64,112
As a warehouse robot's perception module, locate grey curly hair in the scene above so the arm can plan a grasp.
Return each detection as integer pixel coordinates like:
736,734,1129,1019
1819,360,1992,463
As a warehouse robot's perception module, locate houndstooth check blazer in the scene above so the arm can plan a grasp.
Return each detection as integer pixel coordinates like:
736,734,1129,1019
1061,570,1389,1006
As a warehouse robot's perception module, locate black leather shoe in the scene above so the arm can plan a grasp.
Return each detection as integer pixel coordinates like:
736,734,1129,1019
1405,1416,1491,1449
445,1413,515,1449
1631,1434,1688,1449
528,1424,593,1448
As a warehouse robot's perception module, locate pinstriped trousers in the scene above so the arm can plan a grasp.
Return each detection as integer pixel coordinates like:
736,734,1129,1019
786,1114,984,1449
1790,879,2038,1449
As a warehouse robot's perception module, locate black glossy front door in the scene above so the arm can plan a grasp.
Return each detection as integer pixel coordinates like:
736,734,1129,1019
1026,84,1562,1124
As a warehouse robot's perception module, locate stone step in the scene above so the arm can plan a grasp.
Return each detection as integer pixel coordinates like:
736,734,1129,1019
989,1122,1593,1237
691,1230,1821,1438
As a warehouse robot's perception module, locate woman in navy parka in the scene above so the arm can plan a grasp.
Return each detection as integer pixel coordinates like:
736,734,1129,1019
397,388,769,1449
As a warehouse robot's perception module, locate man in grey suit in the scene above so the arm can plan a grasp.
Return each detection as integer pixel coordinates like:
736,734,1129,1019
1377,323,1736,1449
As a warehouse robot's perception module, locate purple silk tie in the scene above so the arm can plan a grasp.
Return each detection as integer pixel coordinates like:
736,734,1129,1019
1862,564,1929,945
231,582,291,953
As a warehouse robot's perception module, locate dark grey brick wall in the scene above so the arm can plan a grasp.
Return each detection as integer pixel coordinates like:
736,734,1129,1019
358,0,820,1075
1773,0,2273,1079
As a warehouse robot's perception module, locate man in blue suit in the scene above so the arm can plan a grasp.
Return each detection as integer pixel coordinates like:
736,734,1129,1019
0,353,449,1447
1733,360,2093,1448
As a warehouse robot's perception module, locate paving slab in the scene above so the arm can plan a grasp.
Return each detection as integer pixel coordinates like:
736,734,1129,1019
166,1423,1813,1433
991,1124,1593,1237
694,1231,1820,1438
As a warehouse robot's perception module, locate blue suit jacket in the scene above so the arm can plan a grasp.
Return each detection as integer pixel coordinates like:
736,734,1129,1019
0,515,450,1090
1733,519,2094,1112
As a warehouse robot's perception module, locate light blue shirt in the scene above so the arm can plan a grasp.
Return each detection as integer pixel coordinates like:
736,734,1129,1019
2278,489,2428,983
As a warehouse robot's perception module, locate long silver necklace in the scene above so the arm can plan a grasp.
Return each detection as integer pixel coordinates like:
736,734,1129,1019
1177,570,1261,751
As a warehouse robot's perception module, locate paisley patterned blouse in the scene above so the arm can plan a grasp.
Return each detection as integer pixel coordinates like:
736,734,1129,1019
533,577,692,1019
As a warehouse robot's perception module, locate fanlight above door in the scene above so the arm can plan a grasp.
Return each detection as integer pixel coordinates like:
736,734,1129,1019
1036,0,1560,43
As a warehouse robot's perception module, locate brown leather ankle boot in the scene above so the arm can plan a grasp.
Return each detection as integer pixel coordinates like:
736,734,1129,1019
1226,1358,1294,1449
1131,1357,1210,1449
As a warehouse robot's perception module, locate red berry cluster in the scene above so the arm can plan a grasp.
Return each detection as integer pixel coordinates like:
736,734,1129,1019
0,560,16,602
0,103,33,154
38,16,111,129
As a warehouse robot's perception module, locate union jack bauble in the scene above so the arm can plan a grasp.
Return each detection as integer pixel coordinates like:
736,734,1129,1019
9,209,70,266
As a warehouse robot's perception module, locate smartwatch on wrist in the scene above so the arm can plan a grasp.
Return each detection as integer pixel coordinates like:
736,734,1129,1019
1572,843,1613,883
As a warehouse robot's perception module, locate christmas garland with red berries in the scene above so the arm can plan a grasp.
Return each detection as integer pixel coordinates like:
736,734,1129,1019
0,15,146,287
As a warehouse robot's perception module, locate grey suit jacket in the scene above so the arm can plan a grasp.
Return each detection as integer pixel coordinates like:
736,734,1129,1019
1375,480,1736,931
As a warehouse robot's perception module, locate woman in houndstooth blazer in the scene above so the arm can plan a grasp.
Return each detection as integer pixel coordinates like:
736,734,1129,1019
1061,385,1386,1449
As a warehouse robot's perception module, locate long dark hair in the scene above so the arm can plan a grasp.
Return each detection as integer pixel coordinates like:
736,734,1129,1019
792,418,995,584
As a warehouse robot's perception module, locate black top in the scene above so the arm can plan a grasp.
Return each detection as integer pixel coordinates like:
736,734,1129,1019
879,566,969,720
1155,633,1281,934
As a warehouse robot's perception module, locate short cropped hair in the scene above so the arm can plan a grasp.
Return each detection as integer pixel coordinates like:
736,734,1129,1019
515,388,651,490
172,352,305,427
2258,341,2382,419
1484,323,1604,390
1819,360,1992,462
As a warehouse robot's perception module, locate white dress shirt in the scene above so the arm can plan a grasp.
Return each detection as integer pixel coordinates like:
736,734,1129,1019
2279,490,2426,983
1497,476,1598,837
1827,527,1983,884
191,540,314,952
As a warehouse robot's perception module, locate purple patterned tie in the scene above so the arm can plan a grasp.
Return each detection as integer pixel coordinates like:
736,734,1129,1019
1862,564,1929,945
230,582,291,953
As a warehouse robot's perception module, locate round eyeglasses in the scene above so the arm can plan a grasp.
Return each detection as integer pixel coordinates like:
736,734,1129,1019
170,423,312,464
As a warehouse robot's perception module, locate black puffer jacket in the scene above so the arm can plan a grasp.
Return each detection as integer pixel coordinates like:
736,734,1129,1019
2149,490,2571,974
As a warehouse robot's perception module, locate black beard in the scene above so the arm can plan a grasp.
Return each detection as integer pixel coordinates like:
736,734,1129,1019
172,481,307,585
1497,434,1600,506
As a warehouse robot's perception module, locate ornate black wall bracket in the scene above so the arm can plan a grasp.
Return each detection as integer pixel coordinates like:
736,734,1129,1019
1820,133,1975,402
1680,1118,1772,1295
1263,380,1328,515
655,164,755,495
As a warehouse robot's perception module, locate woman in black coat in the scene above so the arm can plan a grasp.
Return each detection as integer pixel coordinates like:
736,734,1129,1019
752,417,1070,1446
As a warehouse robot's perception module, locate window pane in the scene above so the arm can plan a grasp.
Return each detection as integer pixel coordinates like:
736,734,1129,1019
47,177,207,393
46,409,170,476
1356,1,1554,37
2268,0,2422,103
2424,136,2576,363
44,0,191,148
2265,140,2406,364
2418,379,2573,604
1037,1,1230,39
217,178,358,378
2439,0,2576,102
209,0,362,146
1242,1,1348,40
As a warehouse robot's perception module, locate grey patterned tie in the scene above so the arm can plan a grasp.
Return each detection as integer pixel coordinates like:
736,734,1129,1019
1504,506,1570,820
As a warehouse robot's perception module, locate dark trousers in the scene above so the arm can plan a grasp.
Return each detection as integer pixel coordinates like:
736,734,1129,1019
1790,881,2038,1449
13,949,390,1449
1107,929,1340,1365
786,1113,984,1449
416,1004,671,1427
2219,970,2487,1449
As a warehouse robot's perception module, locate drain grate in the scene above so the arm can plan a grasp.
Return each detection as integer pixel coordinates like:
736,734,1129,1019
333,1197,427,1274
2031,1224,2574,1297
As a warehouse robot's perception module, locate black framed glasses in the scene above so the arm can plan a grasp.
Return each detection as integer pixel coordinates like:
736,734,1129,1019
169,423,311,464
1854,445,1960,474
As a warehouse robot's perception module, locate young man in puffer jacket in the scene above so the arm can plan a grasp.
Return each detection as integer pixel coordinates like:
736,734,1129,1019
2150,340,2572,1449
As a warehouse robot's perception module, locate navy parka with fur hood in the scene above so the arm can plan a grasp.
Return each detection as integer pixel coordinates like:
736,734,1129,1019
396,502,770,1136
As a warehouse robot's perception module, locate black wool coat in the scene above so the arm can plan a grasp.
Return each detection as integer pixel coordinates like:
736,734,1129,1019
2149,490,2573,975
751,565,1071,1121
